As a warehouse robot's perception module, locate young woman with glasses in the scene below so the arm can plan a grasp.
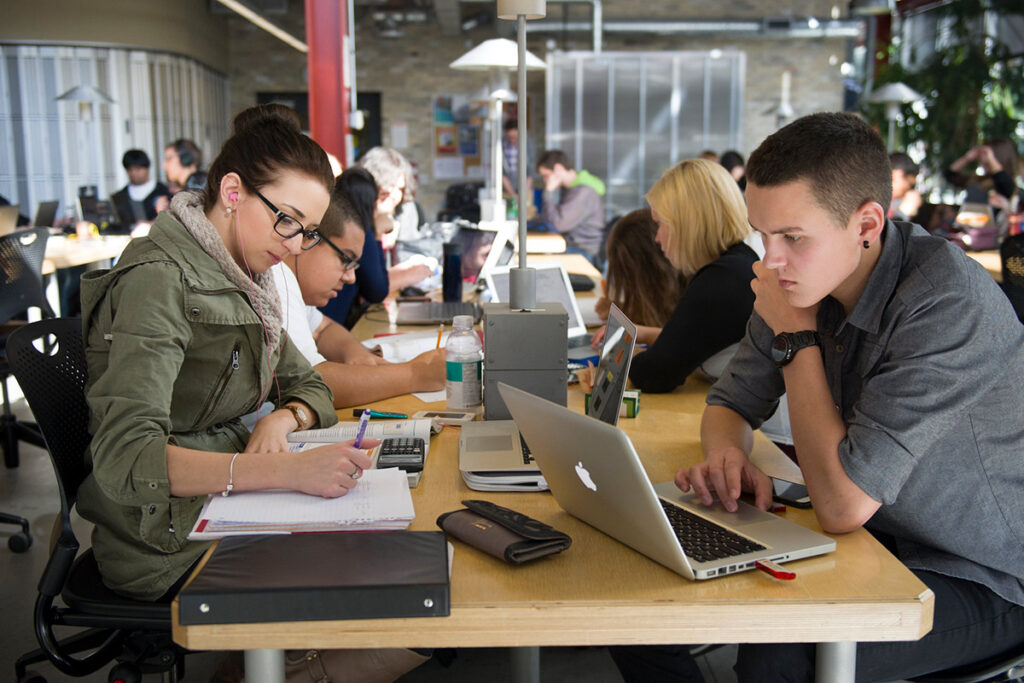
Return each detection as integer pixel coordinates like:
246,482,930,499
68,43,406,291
78,104,377,603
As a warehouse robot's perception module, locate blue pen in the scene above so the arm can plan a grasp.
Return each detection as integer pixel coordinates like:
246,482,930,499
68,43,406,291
353,409,371,449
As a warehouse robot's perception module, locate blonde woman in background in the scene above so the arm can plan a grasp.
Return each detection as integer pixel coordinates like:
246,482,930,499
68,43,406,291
627,158,759,393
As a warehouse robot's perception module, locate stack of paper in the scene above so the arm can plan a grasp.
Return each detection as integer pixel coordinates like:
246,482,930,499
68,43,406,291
189,467,414,540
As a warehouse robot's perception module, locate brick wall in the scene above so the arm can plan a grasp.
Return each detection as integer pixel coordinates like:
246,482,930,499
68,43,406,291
227,0,850,217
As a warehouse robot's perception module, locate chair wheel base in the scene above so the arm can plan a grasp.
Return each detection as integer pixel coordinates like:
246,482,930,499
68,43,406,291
8,531,32,552
108,661,143,683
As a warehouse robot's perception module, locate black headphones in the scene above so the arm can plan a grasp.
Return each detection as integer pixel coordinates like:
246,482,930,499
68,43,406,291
173,139,195,168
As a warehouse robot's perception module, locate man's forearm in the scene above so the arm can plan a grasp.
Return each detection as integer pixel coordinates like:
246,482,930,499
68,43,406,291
781,347,880,532
701,404,755,459
314,361,422,408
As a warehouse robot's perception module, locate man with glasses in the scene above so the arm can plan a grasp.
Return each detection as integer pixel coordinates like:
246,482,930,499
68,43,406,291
268,187,445,408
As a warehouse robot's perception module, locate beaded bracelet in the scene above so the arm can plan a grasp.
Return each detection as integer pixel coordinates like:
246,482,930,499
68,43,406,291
222,452,240,497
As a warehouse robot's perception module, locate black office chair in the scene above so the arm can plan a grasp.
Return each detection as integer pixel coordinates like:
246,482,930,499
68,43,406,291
8,318,188,683
0,227,55,553
0,227,53,468
1000,234,1024,323
910,649,1024,682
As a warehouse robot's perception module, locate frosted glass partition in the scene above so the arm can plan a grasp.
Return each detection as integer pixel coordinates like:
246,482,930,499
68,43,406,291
0,44,228,223
546,50,745,220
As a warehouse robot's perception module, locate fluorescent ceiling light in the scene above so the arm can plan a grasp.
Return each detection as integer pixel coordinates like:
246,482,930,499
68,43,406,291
216,0,308,54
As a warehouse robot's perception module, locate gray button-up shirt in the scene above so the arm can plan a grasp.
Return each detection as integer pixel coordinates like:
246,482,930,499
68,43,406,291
708,221,1024,606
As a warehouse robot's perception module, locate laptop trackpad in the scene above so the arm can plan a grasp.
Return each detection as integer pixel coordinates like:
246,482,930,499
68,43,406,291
467,435,517,453
653,481,778,527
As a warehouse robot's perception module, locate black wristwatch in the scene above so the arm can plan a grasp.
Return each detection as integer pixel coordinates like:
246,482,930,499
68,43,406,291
770,331,821,368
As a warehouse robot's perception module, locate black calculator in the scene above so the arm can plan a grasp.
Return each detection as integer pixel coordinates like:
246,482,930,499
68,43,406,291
377,437,426,473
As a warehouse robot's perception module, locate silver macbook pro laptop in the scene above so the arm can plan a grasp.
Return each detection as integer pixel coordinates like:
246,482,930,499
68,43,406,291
459,304,638,489
485,262,596,361
499,382,835,579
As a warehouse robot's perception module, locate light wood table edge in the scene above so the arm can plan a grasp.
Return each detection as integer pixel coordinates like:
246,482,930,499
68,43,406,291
174,589,933,651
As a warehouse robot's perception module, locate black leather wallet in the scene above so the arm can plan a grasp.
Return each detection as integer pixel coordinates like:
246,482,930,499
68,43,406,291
436,499,572,565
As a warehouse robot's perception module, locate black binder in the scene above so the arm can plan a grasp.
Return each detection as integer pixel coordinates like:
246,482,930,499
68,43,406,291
177,531,449,625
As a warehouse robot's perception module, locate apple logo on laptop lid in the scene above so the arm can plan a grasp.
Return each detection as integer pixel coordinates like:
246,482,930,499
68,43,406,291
575,461,597,491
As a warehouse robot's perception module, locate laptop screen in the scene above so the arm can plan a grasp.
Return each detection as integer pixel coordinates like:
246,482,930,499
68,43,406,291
587,303,637,426
487,263,586,335
452,227,497,282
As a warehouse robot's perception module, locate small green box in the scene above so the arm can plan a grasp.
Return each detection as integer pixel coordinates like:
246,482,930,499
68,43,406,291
584,388,641,418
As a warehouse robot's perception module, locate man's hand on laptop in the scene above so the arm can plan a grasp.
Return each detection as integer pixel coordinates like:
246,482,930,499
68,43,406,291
675,447,773,513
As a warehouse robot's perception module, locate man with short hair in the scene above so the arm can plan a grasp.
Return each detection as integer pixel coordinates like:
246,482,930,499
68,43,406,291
888,151,921,220
271,187,444,409
536,149,606,263
110,149,170,228
677,112,1024,681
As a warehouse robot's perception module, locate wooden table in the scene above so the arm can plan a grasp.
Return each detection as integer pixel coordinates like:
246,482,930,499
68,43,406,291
42,234,131,275
173,378,933,683
967,249,1001,282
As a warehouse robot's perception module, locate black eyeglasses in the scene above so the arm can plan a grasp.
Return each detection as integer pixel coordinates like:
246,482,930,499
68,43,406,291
249,186,321,250
316,234,361,272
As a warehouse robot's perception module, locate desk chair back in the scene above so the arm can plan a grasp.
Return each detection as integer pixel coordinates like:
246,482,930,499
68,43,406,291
1000,234,1024,322
0,228,54,323
7,318,182,681
0,227,53,469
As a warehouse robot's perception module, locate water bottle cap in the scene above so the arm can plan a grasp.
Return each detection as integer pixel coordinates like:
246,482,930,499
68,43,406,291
452,314,473,329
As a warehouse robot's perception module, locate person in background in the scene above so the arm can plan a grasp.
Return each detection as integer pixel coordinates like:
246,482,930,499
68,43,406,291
161,138,207,201
356,147,432,294
319,167,390,327
536,149,606,265
699,150,719,163
394,157,427,243
272,185,444,407
501,118,535,205
625,159,759,391
642,111,1024,683
719,150,746,191
110,149,170,230
944,138,1019,204
888,152,921,221
591,208,685,334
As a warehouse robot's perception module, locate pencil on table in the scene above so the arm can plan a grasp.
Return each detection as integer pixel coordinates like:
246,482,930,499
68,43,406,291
436,324,444,349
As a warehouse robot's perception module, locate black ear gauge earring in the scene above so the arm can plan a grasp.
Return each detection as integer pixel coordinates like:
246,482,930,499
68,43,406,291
863,240,870,249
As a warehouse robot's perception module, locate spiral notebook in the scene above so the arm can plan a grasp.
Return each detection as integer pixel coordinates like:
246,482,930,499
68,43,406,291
188,467,414,539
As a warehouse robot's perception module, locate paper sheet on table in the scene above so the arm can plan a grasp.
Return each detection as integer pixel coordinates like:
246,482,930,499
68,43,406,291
749,436,804,485
363,330,448,402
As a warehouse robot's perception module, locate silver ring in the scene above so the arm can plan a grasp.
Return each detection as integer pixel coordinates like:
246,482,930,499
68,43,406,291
351,467,362,480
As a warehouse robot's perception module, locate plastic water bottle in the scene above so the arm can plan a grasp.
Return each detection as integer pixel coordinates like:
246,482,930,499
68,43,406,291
445,314,483,410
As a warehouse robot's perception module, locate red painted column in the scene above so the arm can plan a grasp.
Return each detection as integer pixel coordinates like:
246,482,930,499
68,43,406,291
305,0,349,164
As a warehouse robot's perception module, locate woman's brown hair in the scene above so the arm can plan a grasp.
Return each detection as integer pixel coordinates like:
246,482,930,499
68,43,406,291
203,104,334,211
605,208,686,327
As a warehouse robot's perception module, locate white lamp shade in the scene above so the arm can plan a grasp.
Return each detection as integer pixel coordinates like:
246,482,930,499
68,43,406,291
450,38,546,71
55,85,115,104
867,82,923,104
497,0,545,20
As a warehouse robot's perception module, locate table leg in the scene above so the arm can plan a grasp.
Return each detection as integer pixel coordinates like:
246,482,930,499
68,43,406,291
816,641,856,683
244,648,285,683
510,646,540,683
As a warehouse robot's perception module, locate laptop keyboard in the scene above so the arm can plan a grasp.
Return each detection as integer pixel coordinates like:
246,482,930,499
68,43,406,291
659,500,766,564
519,433,534,465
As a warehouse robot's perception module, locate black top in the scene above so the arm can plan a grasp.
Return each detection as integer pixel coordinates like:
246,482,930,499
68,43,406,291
110,182,171,227
628,241,758,393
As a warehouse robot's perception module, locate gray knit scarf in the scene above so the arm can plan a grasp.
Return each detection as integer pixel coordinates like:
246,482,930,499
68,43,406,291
169,191,283,350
